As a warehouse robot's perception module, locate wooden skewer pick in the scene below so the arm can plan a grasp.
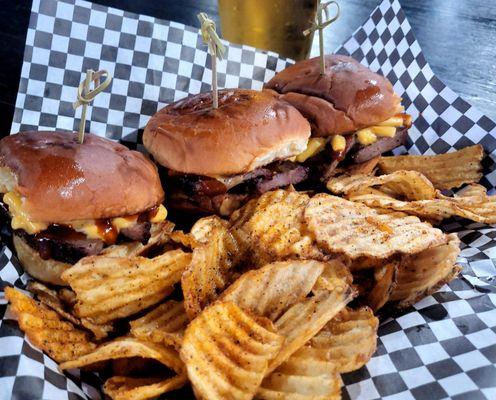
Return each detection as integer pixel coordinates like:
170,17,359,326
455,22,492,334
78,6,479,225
303,1,340,75
73,69,112,144
197,12,226,109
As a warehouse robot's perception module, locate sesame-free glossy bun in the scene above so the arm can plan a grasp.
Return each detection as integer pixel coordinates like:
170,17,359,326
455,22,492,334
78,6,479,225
265,55,400,136
0,131,164,223
143,89,311,176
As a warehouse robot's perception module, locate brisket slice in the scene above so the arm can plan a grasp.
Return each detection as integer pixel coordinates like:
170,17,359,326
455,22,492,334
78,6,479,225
16,227,105,265
350,127,408,163
12,220,152,265
167,161,309,216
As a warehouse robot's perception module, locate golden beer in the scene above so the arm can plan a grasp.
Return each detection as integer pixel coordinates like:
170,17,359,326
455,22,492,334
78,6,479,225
218,0,318,60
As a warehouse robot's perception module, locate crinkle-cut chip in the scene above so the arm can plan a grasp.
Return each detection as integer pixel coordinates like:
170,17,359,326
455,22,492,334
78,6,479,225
27,281,80,326
327,170,436,200
312,258,353,293
59,336,184,373
304,194,447,259
62,250,191,324
27,281,113,340
390,234,461,308
230,190,323,266
101,221,175,257
269,286,355,374
336,155,380,176
190,215,230,244
4,287,96,362
221,260,326,321
257,345,342,400
351,185,496,225
182,218,240,320
104,374,188,400
378,145,484,190
364,262,398,312
180,301,285,400
309,307,378,373
130,300,188,349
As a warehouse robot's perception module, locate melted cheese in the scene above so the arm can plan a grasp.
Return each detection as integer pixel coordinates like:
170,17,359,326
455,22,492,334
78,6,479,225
295,138,327,163
2,191,167,240
331,135,346,152
356,128,377,145
3,192,48,234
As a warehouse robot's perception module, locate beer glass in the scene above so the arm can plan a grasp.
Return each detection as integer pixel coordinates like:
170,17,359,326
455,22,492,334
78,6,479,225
218,0,318,60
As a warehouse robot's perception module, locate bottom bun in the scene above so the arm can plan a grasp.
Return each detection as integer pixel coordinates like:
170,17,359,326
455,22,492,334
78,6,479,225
13,234,71,286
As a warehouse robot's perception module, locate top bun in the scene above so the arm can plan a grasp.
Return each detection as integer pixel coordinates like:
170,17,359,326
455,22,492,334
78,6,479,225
143,89,311,176
0,131,164,223
265,55,400,136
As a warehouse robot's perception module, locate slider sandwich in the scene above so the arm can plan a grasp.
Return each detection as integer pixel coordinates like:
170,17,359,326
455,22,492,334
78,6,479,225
143,89,312,216
265,54,412,181
0,131,167,285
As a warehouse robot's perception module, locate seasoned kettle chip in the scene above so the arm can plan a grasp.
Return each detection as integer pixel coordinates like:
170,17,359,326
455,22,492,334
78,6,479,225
59,336,184,374
390,234,461,308
257,345,342,400
304,194,447,259
309,307,379,373
4,287,96,363
364,261,398,312
221,260,326,321
350,184,496,225
104,374,188,400
27,281,80,326
190,215,230,244
182,216,241,319
180,301,285,400
311,258,353,293
269,286,355,374
130,300,188,349
378,144,484,190
230,190,323,266
62,250,191,324
27,281,113,340
327,170,436,200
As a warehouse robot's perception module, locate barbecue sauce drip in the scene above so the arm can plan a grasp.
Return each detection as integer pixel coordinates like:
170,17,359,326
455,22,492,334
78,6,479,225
95,219,118,244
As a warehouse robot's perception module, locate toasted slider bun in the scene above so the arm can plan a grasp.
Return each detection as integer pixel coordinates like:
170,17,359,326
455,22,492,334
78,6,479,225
13,234,70,286
0,131,164,223
265,55,401,136
143,89,311,176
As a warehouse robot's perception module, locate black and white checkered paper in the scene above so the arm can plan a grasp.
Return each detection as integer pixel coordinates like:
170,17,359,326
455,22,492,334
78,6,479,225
2,0,495,399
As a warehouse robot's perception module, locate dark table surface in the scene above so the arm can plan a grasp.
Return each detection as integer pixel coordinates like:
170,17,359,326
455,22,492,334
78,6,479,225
1,0,495,136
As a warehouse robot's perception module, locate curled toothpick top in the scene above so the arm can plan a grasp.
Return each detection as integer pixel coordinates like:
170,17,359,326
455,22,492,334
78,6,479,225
303,1,340,75
198,12,226,108
73,69,112,144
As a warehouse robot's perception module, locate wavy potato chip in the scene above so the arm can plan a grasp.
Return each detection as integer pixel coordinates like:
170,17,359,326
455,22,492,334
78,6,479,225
304,194,447,259
182,216,241,319
27,281,113,340
4,287,96,363
59,336,184,373
180,301,285,400
230,190,323,266
364,262,398,312
351,184,496,224
257,345,342,400
130,300,188,349
104,374,188,400
327,170,436,200
62,250,190,324
269,286,355,374
309,307,378,373
378,145,484,190
311,258,353,293
221,260,326,321
390,234,461,307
